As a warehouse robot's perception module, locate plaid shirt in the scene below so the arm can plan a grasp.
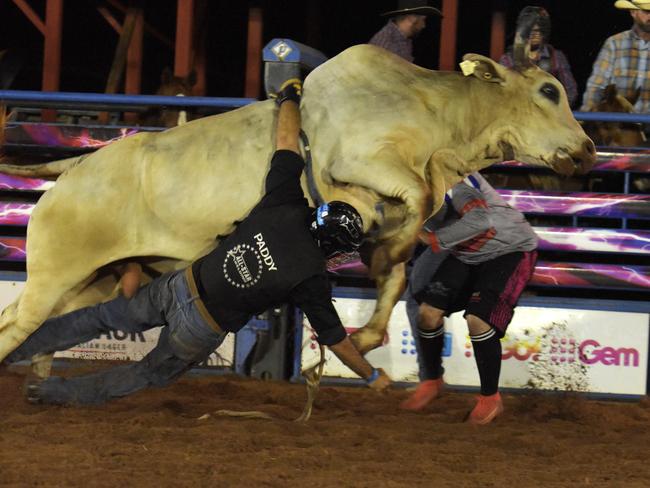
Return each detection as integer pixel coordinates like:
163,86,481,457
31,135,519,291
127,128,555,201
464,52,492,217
581,28,650,113
500,44,578,106
368,21,413,63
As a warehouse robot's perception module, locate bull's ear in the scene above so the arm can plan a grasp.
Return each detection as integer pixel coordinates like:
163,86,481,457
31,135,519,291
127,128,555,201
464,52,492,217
460,54,508,85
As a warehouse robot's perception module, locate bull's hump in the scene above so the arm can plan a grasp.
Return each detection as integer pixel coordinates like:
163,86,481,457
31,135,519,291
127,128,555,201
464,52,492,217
310,44,435,90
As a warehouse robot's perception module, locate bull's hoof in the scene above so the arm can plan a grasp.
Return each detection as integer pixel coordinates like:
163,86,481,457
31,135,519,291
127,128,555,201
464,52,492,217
350,327,385,355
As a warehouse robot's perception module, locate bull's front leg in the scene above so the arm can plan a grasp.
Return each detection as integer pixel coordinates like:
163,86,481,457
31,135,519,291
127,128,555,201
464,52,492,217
327,149,432,274
349,254,406,355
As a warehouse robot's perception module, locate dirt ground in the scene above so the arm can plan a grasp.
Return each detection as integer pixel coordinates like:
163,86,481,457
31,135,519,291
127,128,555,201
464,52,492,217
1,366,649,488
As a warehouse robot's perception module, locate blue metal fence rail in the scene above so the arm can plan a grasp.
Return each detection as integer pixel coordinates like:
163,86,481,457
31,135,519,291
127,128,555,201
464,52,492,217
0,90,256,110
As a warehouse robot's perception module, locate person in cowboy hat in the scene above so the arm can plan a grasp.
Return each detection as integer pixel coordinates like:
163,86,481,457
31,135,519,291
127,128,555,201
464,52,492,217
499,6,578,107
581,0,650,113
368,0,442,63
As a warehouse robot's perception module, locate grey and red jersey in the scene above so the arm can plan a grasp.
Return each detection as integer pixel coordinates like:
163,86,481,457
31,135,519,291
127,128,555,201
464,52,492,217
424,173,538,264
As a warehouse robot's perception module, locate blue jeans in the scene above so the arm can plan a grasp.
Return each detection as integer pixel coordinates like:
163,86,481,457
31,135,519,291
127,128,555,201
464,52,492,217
405,248,448,381
7,269,227,405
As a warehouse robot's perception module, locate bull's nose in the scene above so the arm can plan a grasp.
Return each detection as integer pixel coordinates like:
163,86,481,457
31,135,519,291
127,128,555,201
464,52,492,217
574,138,597,175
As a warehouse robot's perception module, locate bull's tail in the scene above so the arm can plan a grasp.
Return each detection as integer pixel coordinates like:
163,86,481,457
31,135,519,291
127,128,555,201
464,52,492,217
0,155,87,179
0,103,86,180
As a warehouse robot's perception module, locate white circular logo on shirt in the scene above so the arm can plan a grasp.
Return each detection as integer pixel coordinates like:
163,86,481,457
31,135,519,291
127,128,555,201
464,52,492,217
223,244,263,288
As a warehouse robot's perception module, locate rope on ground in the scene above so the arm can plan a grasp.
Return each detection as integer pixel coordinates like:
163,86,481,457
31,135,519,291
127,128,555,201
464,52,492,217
295,344,325,423
197,410,273,420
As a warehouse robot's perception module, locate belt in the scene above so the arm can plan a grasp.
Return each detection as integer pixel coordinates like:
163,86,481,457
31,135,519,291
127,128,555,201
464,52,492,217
184,267,223,334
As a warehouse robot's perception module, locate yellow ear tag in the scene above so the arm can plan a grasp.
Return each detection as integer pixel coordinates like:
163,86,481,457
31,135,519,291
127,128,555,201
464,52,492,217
459,60,478,76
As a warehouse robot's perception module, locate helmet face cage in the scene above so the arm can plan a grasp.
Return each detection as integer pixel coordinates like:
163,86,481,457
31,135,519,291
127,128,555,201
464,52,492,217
311,201,364,258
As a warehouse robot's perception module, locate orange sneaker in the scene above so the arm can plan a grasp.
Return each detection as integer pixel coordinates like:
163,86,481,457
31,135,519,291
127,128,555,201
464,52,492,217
467,392,504,425
399,378,444,411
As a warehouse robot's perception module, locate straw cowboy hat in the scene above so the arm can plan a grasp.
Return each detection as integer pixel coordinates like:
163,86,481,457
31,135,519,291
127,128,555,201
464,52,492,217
615,0,650,10
381,0,442,17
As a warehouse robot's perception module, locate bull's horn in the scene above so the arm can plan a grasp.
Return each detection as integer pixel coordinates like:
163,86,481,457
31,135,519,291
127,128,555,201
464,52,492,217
513,30,533,70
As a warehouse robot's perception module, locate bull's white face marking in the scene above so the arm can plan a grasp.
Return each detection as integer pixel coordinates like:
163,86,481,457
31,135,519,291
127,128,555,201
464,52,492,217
223,244,263,288
271,41,292,61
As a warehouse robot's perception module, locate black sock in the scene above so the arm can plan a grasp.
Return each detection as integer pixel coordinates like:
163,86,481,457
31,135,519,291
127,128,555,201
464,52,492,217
417,324,445,380
470,328,502,396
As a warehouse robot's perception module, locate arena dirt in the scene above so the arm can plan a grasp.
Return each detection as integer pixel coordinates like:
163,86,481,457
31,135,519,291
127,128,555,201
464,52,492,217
1,367,649,488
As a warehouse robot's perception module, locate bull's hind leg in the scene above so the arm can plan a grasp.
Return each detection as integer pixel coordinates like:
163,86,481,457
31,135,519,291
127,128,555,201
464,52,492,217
0,268,95,362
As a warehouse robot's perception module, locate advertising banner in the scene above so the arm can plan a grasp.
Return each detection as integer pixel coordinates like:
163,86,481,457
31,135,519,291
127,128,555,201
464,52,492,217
300,297,649,395
55,328,235,369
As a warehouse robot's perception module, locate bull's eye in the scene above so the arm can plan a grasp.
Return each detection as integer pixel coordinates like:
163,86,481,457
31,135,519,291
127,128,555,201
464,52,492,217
540,83,560,104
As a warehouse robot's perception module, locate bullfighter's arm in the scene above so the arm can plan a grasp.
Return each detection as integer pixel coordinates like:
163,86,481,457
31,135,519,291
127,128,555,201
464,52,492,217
419,183,492,252
291,275,390,390
275,92,300,154
252,80,307,211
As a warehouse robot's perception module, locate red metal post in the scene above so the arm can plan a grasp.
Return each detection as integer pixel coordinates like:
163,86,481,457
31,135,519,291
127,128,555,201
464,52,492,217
124,8,144,123
438,0,458,71
12,0,46,34
191,0,208,95
490,8,506,61
194,37,206,96
175,0,195,78
42,0,63,91
42,0,63,121
126,8,144,95
244,7,263,99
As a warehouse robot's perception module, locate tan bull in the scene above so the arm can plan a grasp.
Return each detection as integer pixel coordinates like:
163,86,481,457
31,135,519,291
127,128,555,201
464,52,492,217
0,45,595,364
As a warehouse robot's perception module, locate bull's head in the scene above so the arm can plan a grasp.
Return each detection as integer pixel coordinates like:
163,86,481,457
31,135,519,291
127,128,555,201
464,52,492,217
462,54,596,176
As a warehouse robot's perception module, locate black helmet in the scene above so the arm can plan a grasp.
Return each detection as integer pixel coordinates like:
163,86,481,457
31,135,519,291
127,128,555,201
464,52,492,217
310,201,364,258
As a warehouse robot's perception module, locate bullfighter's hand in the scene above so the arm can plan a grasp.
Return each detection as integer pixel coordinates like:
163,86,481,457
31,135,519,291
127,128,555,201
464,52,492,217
367,368,391,392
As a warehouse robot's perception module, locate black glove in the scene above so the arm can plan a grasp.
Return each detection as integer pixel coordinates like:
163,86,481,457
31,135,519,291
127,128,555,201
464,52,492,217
273,78,302,106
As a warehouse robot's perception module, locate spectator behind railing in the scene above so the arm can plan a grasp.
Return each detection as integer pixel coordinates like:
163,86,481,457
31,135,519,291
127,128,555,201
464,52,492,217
499,6,578,107
368,0,441,64
581,0,650,116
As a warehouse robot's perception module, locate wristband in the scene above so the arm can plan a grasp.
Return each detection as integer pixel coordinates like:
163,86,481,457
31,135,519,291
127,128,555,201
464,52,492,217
366,368,381,384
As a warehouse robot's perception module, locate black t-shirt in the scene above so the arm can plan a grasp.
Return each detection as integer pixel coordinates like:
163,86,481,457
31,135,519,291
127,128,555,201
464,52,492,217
191,150,346,346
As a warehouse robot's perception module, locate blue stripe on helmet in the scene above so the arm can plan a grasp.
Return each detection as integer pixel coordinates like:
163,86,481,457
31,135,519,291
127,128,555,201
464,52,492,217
316,203,329,226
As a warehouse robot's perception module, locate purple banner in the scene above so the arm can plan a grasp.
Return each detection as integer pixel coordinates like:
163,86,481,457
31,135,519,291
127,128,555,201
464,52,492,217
536,227,650,254
0,204,648,255
326,256,650,290
531,261,650,290
0,174,53,192
0,237,26,261
3,123,146,149
498,190,650,219
0,202,34,226
497,151,650,173
1,237,647,290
